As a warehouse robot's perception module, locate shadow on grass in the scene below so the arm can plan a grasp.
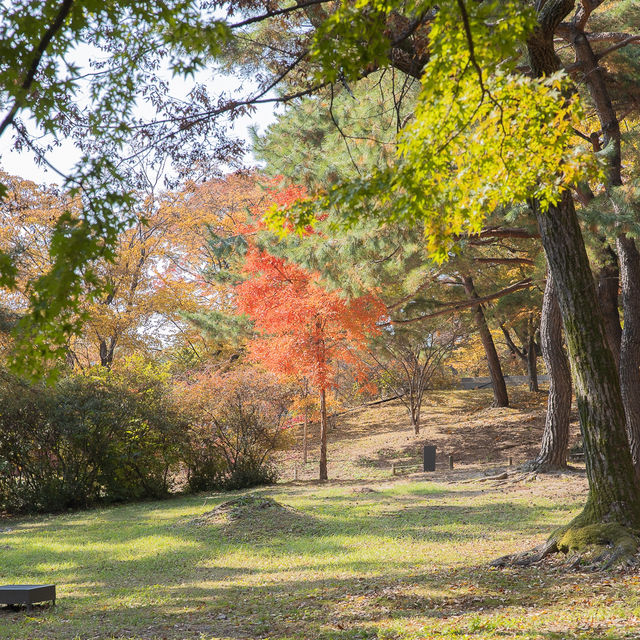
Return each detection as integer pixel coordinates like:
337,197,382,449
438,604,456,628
2,506,565,582
0,485,607,640
2,566,630,640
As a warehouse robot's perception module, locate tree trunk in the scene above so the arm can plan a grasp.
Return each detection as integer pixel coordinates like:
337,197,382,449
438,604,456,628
462,275,509,407
526,322,539,392
99,336,117,368
596,256,621,370
530,273,571,470
569,23,640,477
526,0,640,534
534,191,640,526
319,388,328,481
411,406,420,435
616,235,640,472
303,408,308,465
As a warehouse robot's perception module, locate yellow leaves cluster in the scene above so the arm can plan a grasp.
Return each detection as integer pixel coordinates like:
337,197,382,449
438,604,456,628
398,65,601,262
0,171,264,367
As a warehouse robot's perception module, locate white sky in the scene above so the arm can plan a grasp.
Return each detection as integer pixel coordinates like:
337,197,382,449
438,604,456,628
0,49,278,185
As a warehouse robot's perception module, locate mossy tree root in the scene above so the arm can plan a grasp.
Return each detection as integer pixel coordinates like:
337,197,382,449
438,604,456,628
491,512,640,569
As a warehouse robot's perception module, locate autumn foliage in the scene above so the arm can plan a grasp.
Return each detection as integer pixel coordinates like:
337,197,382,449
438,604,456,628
237,247,384,391
179,366,294,491
234,190,385,479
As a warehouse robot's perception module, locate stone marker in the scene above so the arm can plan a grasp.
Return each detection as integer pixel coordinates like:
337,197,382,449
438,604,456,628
0,585,56,607
423,445,436,472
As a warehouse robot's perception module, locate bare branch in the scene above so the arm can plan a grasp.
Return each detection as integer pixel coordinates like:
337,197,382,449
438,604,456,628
474,257,535,265
229,0,333,29
596,35,640,60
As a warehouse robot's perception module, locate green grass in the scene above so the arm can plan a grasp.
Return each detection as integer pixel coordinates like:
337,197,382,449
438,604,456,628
0,391,632,639
2,477,639,640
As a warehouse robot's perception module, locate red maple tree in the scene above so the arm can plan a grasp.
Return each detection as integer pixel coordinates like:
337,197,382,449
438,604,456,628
236,246,384,480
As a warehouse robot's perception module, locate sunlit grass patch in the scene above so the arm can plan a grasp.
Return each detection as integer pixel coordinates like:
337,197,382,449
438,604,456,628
0,471,626,640
0,390,625,640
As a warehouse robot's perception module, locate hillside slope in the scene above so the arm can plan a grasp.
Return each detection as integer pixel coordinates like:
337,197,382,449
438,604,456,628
278,387,581,482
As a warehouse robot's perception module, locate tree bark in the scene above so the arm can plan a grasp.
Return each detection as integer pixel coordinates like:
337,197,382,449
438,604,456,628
616,235,640,472
534,192,640,525
531,273,571,470
410,402,420,435
526,330,539,392
462,275,509,407
596,255,621,370
319,388,328,480
527,0,640,529
570,21,640,476
99,336,117,368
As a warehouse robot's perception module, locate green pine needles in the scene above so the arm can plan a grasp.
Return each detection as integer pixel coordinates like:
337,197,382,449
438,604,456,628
269,0,602,263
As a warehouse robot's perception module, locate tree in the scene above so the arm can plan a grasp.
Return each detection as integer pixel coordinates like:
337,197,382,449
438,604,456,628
236,245,383,480
366,320,461,434
526,272,572,471
254,77,552,409
0,2,238,372
5,0,640,561
180,365,294,491
461,275,509,406
263,0,640,561
0,171,239,368
496,288,543,393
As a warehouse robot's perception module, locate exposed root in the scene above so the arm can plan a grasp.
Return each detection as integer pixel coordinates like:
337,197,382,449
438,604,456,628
521,458,569,473
491,519,640,570
491,537,557,567
458,472,508,484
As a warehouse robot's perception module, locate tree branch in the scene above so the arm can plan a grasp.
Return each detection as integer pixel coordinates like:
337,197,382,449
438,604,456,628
387,278,534,325
0,0,75,139
229,0,333,29
474,257,535,265
596,35,640,60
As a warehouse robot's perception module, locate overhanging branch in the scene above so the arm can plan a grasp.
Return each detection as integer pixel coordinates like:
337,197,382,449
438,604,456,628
387,278,534,325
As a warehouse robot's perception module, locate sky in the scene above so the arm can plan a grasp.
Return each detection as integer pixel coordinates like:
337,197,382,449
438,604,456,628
0,46,278,186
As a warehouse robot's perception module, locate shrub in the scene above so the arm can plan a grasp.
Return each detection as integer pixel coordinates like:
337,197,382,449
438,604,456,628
181,366,293,492
0,359,188,514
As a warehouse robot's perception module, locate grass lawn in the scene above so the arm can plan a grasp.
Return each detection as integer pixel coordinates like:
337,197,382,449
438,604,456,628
1,391,639,639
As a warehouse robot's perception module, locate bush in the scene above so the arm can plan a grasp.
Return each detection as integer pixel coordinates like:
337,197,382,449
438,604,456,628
181,367,293,492
0,359,188,514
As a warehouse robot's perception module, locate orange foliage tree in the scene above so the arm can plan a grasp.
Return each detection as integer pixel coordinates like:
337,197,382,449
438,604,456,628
236,246,384,480
0,171,267,369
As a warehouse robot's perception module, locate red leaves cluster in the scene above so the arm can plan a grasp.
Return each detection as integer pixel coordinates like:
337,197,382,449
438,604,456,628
236,246,384,392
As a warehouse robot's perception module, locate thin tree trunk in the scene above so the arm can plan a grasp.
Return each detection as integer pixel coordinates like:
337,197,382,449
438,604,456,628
411,405,420,435
319,388,328,481
500,321,537,389
303,408,308,464
530,273,571,470
462,275,509,407
526,322,539,392
596,255,621,370
616,235,640,471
